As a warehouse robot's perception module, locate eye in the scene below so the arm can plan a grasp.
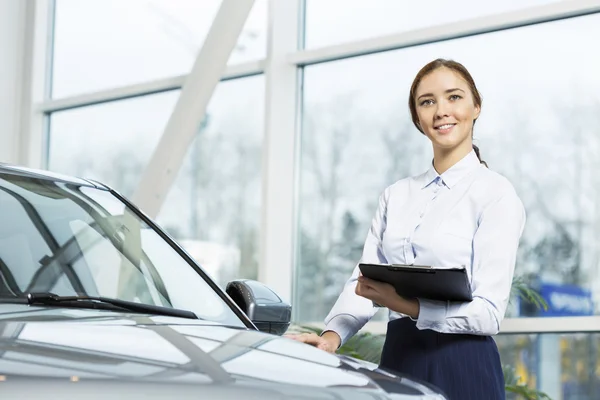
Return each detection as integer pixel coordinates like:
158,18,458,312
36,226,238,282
449,94,462,101
419,99,434,106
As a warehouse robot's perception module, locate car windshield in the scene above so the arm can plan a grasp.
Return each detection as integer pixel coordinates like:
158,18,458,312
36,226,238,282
0,171,245,327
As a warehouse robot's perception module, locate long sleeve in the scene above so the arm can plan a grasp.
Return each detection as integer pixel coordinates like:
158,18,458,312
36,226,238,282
416,189,526,335
322,188,389,346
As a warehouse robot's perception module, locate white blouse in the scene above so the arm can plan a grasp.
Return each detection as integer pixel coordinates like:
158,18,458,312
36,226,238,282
323,150,526,345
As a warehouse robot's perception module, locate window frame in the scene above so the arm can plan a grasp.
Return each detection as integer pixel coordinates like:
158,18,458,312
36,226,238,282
17,0,600,334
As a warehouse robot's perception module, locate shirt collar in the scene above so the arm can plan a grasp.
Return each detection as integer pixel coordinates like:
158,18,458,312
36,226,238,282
421,150,481,189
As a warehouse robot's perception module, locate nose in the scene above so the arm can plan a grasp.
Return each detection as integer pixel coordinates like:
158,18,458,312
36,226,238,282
435,100,450,119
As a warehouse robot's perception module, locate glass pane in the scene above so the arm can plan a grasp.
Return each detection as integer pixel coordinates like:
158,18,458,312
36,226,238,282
304,0,566,49
0,174,244,326
295,13,600,322
497,333,600,399
0,189,54,292
52,0,267,98
156,76,264,287
48,76,264,287
48,90,179,198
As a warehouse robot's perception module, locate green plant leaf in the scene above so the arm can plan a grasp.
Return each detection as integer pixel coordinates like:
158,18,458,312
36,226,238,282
503,365,552,399
511,276,549,311
338,331,385,363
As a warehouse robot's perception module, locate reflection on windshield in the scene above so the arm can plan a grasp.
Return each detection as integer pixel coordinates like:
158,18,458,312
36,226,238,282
0,172,244,327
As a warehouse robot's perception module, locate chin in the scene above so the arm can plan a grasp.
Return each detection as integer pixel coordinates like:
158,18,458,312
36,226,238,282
429,133,469,150
432,138,462,149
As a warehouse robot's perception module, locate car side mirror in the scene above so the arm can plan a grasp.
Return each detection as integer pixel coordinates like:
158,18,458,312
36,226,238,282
226,279,291,336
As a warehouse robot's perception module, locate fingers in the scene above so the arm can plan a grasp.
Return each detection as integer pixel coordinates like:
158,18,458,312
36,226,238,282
356,277,375,291
358,275,375,286
355,281,373,297
286,333,336,353
286,333,320,346
285,333,310,342
355,279,381,304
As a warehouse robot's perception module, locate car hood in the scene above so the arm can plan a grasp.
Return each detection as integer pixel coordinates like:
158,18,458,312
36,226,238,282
0,306,445,399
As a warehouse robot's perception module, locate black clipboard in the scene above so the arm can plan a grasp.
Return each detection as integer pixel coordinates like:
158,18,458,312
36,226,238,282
358,263,473,302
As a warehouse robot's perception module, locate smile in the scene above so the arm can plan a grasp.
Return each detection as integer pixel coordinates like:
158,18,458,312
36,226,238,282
434,123,456,133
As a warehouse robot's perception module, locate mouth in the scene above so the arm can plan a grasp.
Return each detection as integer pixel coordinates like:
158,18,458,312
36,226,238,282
434,123,456,134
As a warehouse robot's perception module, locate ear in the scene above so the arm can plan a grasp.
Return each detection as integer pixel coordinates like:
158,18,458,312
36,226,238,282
473,104,481,120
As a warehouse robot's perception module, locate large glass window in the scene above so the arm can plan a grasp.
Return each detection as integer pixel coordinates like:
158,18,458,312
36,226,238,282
48,76,264,287
52,0,267,98
304,0,567,49
156,76,264,287
48,91,178,198
295,13,600,322
497,333,600,399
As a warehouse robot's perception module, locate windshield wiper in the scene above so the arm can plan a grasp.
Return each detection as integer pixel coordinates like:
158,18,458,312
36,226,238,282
26,292,198,320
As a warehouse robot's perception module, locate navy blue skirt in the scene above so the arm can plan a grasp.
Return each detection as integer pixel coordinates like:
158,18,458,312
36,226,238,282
379,318,505,400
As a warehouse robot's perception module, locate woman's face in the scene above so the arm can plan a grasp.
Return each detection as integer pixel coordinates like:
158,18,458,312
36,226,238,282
414,67,480,153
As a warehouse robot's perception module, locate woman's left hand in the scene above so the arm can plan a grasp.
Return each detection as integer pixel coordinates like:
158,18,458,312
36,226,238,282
355,275,420,318
355,275,397,307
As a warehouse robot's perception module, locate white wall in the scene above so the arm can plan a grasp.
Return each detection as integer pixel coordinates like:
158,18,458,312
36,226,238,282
0,0,49,168
0,0,28,164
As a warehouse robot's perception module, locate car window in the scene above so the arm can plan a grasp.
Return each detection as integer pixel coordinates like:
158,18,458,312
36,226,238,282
68,218,162,303
0,173,245,327
0,189,57,294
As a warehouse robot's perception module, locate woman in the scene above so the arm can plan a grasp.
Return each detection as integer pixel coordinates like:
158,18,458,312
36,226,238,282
288,59,526,399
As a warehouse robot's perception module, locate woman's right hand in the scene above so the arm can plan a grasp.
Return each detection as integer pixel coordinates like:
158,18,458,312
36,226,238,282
285,331,341,354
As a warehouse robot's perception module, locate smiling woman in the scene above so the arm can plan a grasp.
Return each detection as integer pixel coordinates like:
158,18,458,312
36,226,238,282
289,59,526,400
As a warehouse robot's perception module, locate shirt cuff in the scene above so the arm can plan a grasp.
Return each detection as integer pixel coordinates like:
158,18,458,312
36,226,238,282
322,314,361,347
415,298,448,330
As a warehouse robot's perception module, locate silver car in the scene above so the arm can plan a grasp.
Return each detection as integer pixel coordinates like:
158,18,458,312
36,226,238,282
0,163,447,399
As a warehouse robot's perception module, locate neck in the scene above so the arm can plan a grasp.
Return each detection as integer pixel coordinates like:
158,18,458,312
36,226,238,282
432,142,473,175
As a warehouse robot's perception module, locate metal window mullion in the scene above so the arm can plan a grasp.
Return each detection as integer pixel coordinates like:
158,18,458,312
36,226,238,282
258,0,302,302
35,60,265,114
16,0,54,169
131,0,256,217
35,0,600,115
300,316,600,335
500,316,600,334
288,0,600,66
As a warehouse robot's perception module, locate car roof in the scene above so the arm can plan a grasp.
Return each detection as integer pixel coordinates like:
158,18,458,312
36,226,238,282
0,163,100,188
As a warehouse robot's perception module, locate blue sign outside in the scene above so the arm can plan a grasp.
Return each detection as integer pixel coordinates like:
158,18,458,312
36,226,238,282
538,283,594,317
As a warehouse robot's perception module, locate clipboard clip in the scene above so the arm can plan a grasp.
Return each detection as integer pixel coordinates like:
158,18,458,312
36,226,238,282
387,264,435,273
